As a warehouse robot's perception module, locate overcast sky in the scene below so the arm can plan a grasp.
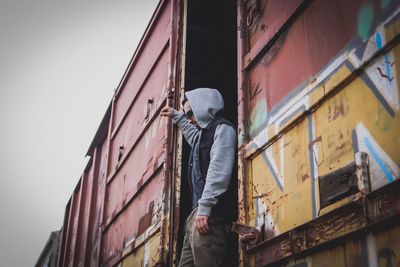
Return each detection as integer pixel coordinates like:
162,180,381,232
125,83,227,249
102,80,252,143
0,1,158,266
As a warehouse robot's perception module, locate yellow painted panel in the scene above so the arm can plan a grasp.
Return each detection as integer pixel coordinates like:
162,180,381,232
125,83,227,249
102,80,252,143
315,54,400,206
122,232,162,267
310,66,353,106
122,245,144,267
313,66,357,177
248,41,400,234
250,119,313,234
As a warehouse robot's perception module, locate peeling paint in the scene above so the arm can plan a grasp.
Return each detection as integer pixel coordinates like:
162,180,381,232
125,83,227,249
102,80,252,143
238,1,400,266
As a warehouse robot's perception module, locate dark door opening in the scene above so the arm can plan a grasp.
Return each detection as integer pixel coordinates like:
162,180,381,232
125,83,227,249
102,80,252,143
177,0,238,265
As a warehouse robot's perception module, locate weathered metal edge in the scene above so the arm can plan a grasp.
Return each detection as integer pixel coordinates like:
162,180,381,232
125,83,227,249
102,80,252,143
243,179,400,266
103,220,162,267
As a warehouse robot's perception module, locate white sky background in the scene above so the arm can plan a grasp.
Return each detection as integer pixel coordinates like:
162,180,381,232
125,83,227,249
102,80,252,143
0,1,159,266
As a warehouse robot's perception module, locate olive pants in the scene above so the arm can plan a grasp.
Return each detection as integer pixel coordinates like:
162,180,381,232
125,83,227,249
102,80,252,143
178,208,230,267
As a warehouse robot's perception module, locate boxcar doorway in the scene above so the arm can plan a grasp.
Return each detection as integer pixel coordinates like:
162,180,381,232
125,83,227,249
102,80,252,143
177,0,238,266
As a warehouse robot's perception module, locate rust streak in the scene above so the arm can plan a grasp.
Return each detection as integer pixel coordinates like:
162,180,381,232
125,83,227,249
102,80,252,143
301,174,310,183
308,135,322,150
249,83,263,101
252,189,274,199
137,201,154,236
327,98,347,121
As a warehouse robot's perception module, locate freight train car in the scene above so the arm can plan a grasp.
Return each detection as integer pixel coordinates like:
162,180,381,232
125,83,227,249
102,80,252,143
236,0,400,266
55,0,400,266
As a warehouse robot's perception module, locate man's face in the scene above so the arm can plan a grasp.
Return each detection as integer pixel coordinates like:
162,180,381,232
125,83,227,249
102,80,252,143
184,101,197,125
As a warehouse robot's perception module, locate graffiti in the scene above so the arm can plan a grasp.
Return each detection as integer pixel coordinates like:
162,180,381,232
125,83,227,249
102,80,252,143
358,3,375,41
308,136,324,167
247,7,400,231
327,94,349,121
351,9,400,113
143,242,150,267
249,83,263,101
377,66,394,81
381,0,393,9
249,99,268,138
355,123,400,188
246,0,268,34
254,196,280,237
376,31,393,81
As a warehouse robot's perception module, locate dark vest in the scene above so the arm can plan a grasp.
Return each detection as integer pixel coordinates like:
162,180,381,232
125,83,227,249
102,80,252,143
188,116,237,223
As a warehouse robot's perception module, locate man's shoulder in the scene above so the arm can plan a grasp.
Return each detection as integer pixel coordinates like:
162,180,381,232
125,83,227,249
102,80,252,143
215,123,237,141
214,117,236,130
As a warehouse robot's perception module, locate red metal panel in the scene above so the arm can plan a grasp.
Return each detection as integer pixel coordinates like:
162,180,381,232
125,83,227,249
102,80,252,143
56,1,180,265
62,182,81,266
241,0,390,138
102,171,165,265
105,116,166,224
108,48,170,173
58,132,108,267
74,158,98,267
57,201,70,267
112,0,172,134
90,140,109,266
73,172,89,267
260,0,353,109
82,146,101,266
57,132,108,267
246,0,303,51
99,0,177,265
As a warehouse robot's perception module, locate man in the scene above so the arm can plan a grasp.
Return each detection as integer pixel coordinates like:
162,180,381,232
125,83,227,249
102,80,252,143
161,88,237,267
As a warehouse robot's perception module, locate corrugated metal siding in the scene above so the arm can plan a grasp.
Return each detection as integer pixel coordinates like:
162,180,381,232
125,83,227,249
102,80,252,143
58,142,107,267
237,0,400,266
74,171,89,267
57,0,180,266
101,0,177,265
90,139,109,266
63,181,81,266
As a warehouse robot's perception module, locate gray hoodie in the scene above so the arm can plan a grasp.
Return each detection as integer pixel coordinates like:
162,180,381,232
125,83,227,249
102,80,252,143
171,88,237,216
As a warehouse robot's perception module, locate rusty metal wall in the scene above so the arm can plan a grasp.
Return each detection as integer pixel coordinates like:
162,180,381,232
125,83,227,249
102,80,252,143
57,115,109,267
270,224,400,267
102,0,179,265
237,0,400,266
58,143,109,267
60,179,81,266
57,0,181,266
89,140,108,266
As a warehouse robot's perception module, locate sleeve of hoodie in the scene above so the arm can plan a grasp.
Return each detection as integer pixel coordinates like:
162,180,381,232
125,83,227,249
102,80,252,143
197,124,237,216
171,109,200,147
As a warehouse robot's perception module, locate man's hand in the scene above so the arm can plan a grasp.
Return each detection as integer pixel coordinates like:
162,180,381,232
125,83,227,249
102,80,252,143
160,106,174,118
195,214,209,234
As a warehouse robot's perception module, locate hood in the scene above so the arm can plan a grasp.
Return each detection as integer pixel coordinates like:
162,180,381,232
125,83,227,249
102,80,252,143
185,88,224,128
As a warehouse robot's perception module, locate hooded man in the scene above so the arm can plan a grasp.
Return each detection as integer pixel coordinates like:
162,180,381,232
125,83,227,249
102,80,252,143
161,88,237,267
